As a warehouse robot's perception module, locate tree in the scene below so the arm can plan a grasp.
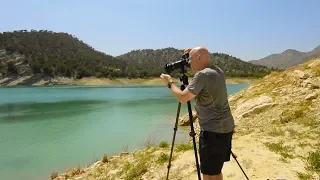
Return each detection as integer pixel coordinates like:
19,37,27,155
32,63,41,74
7,61,18,73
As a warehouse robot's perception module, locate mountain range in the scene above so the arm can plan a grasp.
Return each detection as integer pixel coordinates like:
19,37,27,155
250,45,320,69
0,30,271,82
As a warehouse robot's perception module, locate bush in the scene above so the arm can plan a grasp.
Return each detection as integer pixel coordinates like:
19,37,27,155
306,150,320,175
156,152,169,164
159,141,169,148
102,154,109,163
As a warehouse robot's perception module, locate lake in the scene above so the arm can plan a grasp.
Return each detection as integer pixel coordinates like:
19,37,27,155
0,83,248,180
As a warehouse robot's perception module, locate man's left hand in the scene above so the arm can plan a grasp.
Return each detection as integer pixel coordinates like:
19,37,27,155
160,73,172,84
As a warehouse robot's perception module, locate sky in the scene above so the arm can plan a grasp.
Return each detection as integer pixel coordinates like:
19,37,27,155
1,0,319,61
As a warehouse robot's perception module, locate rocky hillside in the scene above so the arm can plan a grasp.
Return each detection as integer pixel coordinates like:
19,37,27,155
250,45,320,69
52,58,320,180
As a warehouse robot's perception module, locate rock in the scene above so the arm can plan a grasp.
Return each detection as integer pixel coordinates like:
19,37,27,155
293,70,310,79
310,80,320,89
120,152,129,156
235,95,273,117
90,161,102,169
302,79,320,89
308,59,320,68
178,111,197,126
285,131,290,137
305,92,318,100
238,103,278,118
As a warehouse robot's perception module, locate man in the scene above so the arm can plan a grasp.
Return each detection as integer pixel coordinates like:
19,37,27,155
160,46,235,180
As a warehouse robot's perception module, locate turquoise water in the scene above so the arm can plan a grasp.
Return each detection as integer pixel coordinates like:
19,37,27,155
0,84,248,180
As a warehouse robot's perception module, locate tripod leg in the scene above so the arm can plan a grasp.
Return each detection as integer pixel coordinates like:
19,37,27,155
166,102,182,180
187,101,201,180
231,151,250,180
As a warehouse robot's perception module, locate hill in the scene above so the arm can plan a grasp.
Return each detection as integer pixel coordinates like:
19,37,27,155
250,45,320,69
117,48,272,78
0,30,127,80
0,30,272,86
52,58,320,180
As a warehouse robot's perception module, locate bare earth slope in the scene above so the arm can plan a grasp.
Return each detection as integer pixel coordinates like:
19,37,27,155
52,58,320,180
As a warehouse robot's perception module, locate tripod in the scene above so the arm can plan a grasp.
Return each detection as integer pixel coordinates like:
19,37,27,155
166,70,201,180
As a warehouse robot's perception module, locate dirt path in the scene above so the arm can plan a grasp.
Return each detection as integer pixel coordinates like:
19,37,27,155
180,133,305,180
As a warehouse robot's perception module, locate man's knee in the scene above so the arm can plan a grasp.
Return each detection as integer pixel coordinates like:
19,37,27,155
203,173,223,180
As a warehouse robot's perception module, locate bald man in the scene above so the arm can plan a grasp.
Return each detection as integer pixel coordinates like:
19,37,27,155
160,46,235,180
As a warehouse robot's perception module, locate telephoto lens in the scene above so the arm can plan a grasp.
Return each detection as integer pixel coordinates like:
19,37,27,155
164,53,190,74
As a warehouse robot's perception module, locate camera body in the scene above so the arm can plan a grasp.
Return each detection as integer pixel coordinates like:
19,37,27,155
164,53,190,74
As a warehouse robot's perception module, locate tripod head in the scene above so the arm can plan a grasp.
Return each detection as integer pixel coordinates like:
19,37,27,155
164,53,190,86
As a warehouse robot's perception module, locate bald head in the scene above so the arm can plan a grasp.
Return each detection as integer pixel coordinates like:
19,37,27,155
189,46,210,71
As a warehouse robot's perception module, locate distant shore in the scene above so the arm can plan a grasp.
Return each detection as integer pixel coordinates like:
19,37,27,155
0,75,260,87
74,77,259,85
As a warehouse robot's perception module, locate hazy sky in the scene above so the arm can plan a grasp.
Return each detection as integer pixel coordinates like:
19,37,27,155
1,0,319,61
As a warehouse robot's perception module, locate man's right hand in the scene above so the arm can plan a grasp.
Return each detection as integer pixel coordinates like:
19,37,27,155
184,48,192,54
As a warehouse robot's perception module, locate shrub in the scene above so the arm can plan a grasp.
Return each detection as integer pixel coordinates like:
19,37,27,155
159,141,169,148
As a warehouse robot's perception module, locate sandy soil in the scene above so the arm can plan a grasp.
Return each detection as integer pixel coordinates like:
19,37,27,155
170,133,306,180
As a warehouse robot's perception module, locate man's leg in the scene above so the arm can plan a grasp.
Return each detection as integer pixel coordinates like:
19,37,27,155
203,172,223,180
199,130,233,180
199,131,226,180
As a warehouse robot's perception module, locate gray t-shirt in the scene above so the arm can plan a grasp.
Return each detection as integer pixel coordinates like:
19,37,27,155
187,66,235,133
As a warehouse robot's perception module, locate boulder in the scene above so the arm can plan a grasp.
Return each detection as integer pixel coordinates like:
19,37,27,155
178,111,197,126
233,95,278,120
235,95,273,114
238,103,278,118
293,70,310,79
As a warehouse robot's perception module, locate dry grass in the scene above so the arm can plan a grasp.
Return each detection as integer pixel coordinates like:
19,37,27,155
264,140,294,159
50,172,58,180
175,143,194,152
102,154,109,163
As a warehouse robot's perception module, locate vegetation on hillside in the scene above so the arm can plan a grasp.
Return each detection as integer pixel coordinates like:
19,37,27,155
0,30,272,80
117,48,273,78
229,57,320,179
0,30,129,79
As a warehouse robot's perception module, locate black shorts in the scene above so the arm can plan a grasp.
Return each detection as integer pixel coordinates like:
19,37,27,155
199,130,233,175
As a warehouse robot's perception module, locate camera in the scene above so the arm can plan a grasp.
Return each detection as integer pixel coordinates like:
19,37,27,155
164,53,190,74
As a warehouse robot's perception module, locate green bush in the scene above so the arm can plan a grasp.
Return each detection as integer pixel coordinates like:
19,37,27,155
156,152,169,164
175,143,193,152
159,141,169,148
306,150,320,175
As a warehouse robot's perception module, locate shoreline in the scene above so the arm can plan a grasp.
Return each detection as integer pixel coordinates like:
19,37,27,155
0,75,260,87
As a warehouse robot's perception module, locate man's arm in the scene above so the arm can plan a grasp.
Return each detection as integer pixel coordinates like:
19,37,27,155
170,83,196,104
160,72,205,103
